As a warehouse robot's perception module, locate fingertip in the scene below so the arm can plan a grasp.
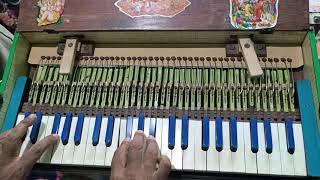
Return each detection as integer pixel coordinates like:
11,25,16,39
160,155,171,166
52,134,60,141
28,114,37,120
147,135,155,140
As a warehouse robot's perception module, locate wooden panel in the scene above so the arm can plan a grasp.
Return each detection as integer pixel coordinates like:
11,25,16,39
17,0,308,32
27,46,304,69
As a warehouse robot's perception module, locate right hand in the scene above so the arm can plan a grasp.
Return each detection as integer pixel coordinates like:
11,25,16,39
110,131,171,180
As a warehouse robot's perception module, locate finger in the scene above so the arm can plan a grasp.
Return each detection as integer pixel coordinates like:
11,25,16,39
153,155,171,180
9,114,36,140
20,134,59,170
127,131,146,168
144,136,160,172
111,138,130,171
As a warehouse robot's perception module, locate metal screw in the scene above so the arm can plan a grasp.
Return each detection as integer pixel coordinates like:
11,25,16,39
68,43,73,47
244,43,250,48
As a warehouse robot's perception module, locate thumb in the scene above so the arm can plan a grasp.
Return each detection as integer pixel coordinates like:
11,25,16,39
152,155,171,180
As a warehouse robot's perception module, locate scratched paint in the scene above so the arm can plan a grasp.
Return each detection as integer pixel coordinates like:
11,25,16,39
115,0,191,18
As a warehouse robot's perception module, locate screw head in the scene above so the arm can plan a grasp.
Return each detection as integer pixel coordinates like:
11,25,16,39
244,43,250,48
68,43,73,47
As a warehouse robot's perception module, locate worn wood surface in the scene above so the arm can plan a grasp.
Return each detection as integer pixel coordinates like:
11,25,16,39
17,0,308,32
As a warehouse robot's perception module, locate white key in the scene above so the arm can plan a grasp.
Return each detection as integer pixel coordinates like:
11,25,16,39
207,120,219,172
40,116,54,163
37,116,49,142
243,122,257,174
51,117,66,164
293,124,307,176
232,121,245,173
73,117,90,165
131,117,138,138
15,114,25,125
194,120,206,171
171,119,182,170
84,117,96,165
94,117,108,166
155,118,162,149
183,120,195,171
18,114,33,156
118,118,127,144
144,117,150,136
269,122,282,175
161,118,171,162
105,117,121,166
257,122,270,174
220,120,232,172
62,117,77,164
278,123,294,176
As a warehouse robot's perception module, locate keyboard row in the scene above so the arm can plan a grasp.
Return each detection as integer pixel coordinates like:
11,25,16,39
16,112,306,176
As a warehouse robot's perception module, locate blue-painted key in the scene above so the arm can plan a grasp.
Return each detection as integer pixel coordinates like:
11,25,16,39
216,116,223,152
250,117,259,153
264,119,273,153
61,112,73,145
105,115,115,147
126,116,134,138
181,114,189,150
92,113,102,146
51,113,61,134
229,116,238,152
285,117,295,154
74,113,84,145
168,115,176,150
137,113,145,131
30,112,43,144
202,115,210,151
149,118,156,137
24,112,31,118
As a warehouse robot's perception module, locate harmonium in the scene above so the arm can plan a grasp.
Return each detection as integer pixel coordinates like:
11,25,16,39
1,0,320,179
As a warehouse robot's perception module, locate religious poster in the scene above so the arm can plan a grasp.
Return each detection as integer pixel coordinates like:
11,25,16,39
230,0,279,30
115,0,191,18
36,0,65,26
310,0,320,12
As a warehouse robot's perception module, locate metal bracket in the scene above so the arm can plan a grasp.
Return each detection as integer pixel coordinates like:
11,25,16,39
57,42,95,56
226,43,267,57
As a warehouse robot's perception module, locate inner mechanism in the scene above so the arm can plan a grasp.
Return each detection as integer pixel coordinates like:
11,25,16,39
22,54,300,121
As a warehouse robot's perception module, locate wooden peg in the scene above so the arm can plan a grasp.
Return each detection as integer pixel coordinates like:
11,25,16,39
59,39,79,74
238,38,263,77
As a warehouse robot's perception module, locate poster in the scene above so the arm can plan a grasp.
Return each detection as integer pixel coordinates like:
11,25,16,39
310,0,320,12
36,0,65,26
230,0,279,30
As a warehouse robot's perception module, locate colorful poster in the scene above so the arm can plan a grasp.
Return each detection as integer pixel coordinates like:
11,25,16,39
36,0,65,26
230,0,279,30
115,0,191,18
310,0,320,12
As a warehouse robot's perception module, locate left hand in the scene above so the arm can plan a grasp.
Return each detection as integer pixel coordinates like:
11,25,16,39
0,114,59,180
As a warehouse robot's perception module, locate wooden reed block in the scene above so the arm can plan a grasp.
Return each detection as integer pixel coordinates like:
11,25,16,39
59,39,79,74
239,38,263,77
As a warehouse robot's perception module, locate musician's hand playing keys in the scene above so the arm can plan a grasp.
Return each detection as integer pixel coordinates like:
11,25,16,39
111,131,171,180
0,114,59,180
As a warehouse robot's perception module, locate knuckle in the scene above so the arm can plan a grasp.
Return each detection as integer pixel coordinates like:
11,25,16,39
129,141,143,151
32,145,44,156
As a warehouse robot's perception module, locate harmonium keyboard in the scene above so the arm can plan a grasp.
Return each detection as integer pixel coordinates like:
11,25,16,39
1,0,320,179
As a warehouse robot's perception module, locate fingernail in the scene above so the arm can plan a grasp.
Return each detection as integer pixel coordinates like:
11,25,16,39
52,134,60,140
124,138,131,142
136,130,144,134
148,135,155,139
29,114,37,119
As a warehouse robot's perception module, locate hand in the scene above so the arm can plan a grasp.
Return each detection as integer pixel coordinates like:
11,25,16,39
111,131,171,180
0,114,59,180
